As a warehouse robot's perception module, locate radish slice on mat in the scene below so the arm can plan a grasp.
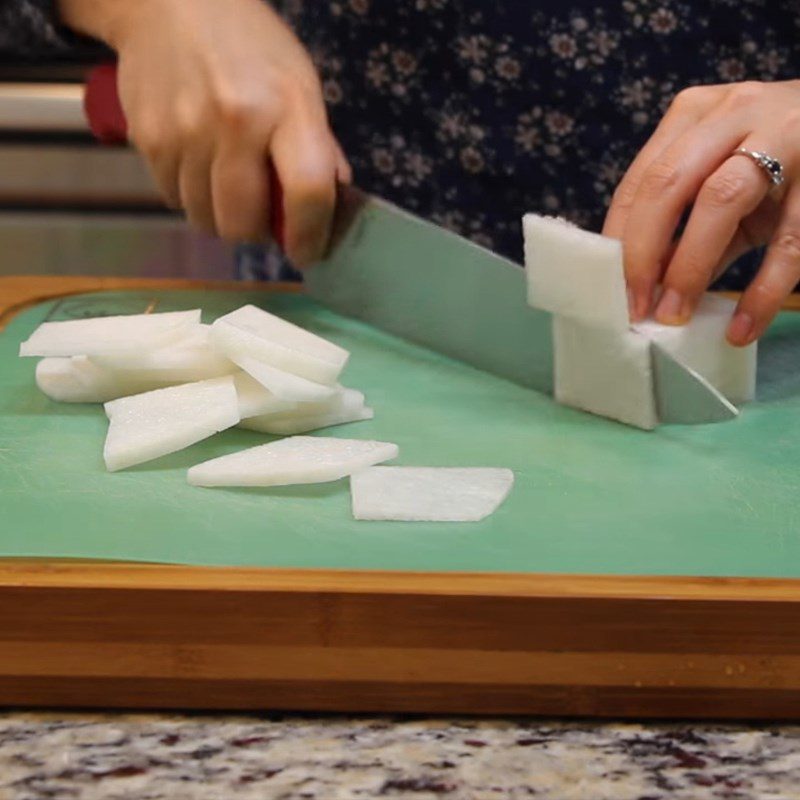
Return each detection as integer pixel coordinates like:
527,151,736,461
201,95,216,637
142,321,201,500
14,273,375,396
233,372,296,420
35,356,179,403
241,405,374,436
350,467,515,522
211,304,349,385
231,353,338,403
240,389,371,434
187,436,398,487
91,324,236,381
103,376,240,472
19,310,201,358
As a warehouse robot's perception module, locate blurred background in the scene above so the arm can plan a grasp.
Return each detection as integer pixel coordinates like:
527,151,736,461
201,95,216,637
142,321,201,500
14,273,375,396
0,60,237,280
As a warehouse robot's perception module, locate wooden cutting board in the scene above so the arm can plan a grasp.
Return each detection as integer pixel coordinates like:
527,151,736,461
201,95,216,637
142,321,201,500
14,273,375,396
1,276,800,720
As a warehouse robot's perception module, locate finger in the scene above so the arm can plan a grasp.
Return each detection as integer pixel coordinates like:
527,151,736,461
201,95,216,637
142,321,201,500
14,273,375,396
334,140,353,185
654,138,780,324
178,144,217,235
603,85,722,241
728,181,800,346
621,102,753,319
271,114,338,268
211,139,271,243
715,228,758,281
151,157,182,211
126,118,182,210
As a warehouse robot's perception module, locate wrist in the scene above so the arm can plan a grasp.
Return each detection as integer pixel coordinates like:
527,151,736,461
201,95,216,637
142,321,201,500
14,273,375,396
56,0,161,49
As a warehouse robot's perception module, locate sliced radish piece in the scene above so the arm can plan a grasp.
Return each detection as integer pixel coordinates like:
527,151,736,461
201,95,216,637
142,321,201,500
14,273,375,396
351,467,515,522
241,405,374,435
233,372,296,419
91,324,236,382
187,436,398,487
231,353,338,403
103,375,240,472
240,389,371,434
210,304,349,385
36,356,179,403
553,315,657,430
523,214,628,331
19,309,201,358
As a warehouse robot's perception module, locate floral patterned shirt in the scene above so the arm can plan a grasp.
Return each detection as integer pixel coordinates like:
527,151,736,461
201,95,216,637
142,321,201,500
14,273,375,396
3,0,800,286
276,0,800,286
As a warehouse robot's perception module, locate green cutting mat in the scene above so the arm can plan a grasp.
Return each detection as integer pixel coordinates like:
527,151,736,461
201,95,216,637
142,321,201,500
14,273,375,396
2,289,800,576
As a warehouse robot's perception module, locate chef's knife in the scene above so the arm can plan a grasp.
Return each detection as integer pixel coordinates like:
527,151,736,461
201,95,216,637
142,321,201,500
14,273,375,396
84,65,734,423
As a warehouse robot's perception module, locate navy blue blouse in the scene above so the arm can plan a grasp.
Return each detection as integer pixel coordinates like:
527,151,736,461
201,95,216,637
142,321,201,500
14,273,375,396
4,0,800,286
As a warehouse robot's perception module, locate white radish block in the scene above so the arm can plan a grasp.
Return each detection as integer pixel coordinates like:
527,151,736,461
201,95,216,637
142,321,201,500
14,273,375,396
523,213,628,331
19,310,200,358
553,316,657,430
351,467,515,522
92,324,236,382
634,293,757,404
103,376,240,472
211,304,349,385
231,353,337,403
187,436,399,488
35,356,180,403
240,388,368,434
233,372,296,420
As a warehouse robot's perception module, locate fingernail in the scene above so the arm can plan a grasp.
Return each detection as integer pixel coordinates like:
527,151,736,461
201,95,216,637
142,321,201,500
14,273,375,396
727,311,754,345
655,288,688,325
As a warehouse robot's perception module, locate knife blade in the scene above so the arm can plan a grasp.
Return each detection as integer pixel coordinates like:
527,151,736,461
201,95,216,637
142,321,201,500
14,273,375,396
651,343,738,424
305,186,554,392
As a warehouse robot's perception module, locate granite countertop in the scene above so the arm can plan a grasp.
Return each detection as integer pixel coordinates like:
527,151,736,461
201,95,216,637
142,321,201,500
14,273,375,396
1,713,799,799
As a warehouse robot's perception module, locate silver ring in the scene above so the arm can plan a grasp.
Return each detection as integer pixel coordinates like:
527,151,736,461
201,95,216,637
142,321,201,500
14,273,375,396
732,147,785,187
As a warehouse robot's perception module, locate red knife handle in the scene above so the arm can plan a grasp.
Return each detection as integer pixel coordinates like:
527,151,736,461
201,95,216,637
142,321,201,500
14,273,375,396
83,63,285,249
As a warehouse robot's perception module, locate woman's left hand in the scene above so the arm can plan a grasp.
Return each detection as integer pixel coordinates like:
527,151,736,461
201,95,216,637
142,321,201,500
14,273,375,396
603,80,800,346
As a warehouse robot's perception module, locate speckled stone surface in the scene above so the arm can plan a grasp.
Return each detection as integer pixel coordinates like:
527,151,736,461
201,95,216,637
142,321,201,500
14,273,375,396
1,714,800,799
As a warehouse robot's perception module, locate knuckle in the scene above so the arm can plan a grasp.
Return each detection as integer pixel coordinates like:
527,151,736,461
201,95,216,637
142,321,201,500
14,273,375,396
748,280,784,311
610,178,638,213
670,255,712,292
699,170,751,209
780,108,800,137
214,81,291,131
290,165,336,207
671,85,715,113
175,111,204,142
129,120,164,157
639,160,682,198
722,81,763,110
216,94,263,131
772,229,800,261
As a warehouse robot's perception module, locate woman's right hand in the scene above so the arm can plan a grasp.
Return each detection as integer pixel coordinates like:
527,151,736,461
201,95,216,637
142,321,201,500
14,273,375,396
60,0,350,267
